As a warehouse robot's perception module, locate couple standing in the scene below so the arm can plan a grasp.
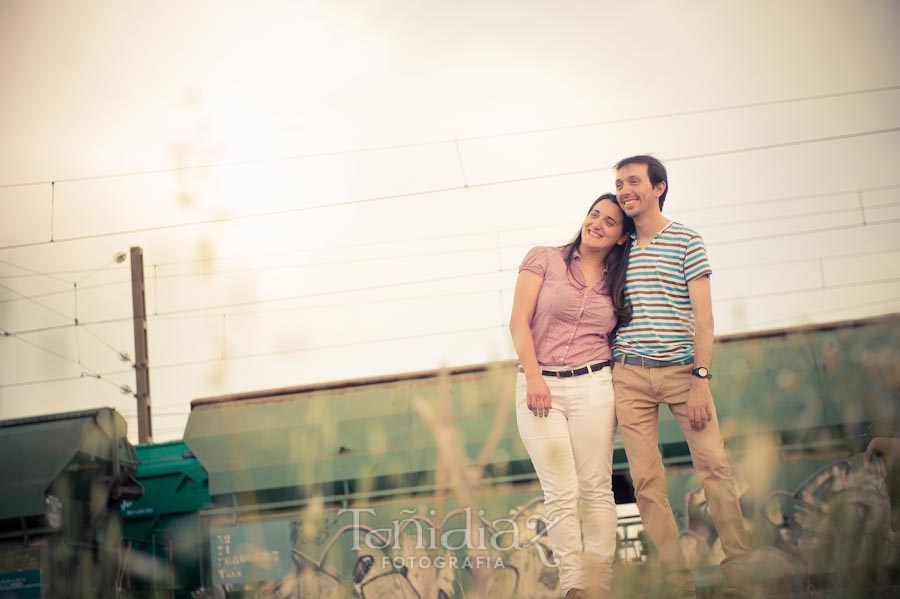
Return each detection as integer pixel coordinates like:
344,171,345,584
510,155,751,599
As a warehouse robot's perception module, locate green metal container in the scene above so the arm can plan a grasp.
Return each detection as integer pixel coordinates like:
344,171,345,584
0,408,139,599
120,441,212,598
178,315,900,598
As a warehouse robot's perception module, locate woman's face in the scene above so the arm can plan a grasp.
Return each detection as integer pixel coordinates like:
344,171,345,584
580,198,629,253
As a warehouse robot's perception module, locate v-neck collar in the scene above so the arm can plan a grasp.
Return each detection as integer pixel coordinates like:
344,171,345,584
632,220,673,250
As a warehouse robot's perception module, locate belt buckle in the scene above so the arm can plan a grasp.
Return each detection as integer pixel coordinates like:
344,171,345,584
559,369,574,378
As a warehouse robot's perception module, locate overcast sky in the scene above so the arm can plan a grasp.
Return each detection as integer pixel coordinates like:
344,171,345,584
1,0,899,442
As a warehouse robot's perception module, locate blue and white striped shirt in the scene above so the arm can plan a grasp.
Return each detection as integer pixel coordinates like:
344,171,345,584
613,222,711,362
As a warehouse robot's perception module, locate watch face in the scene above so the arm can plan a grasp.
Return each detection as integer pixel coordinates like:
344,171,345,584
694,367,709,378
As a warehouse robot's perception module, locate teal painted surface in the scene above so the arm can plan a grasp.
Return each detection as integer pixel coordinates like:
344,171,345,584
184,364,524,498
0,569,41,599
122,441,210,523
184,316,900,505
0,409,137,598
0,407,137,522
209,519,293,585
711,319,900,437
202,482,563,598
122,441,212,598
148,316,899,597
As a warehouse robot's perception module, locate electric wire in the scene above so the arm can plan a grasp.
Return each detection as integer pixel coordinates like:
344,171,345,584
0,270,136,367
2,87,898,391
5,334,126,393
80,324,134,365
0,259,73,285
739,296,900,331
0,281,73,321
147,324,505,372
1,84,897,189
124,268,505,322
8,282,899,393
1,126,898,252
714,273,900,303
4,214,900,338
0,369,133,389
6,288,900,393
1,195,897,308
76,258,118,284
87,182,900,269
0,265,129,280
0,278,126,303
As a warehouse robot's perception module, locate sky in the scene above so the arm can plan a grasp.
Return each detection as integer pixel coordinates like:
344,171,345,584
1,0,899,442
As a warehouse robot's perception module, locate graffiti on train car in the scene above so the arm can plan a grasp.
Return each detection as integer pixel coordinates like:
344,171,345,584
673,452,895,584
212,494,564,599
205,449,897,598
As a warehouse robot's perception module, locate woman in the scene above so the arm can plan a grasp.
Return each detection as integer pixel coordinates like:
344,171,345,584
509,193,633,599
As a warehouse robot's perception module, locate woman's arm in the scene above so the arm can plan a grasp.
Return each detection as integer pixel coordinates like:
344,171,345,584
509,270,552,417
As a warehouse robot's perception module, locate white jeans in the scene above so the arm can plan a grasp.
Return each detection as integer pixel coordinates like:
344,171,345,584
515,367,618,593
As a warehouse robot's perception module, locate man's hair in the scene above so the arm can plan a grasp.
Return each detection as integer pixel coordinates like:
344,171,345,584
614,155,669,210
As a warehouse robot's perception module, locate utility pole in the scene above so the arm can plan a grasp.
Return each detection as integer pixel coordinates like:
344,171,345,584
130,246,152,443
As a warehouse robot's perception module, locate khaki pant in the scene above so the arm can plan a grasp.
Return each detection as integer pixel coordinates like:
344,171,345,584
612,361,750,572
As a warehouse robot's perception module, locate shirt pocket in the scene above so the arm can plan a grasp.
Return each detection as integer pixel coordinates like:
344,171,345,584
654,257,685,291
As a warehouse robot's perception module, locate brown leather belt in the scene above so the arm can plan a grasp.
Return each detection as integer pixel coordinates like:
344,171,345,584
518,360,611,378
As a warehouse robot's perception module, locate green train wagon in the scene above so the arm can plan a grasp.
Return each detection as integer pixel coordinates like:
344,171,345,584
120,441,212,598
0,408,140,599
174,315,899,598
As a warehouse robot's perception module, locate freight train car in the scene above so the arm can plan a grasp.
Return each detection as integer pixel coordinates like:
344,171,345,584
0,408,140,599
119,441,212,598
160,314,899,598
4,315,898,598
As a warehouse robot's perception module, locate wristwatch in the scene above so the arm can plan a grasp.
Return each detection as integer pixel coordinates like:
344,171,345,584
692,366,713,380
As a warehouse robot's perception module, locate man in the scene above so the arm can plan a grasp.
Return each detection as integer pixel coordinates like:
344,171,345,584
612,155,751,598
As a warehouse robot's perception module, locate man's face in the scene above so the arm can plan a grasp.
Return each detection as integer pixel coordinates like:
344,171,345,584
614,162,665,219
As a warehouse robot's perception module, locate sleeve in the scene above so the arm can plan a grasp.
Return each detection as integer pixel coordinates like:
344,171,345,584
519,246,549,278
683,234,712,282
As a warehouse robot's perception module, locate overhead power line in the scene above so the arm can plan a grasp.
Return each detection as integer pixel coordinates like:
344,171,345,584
0,257,136,367
3,334,129,394
1,190,897,307
1,84,897,190
148,324,505,372
6,287,900,394
4,215,900,337
4,176,891,285
0,259,74,285
0,96,898,252
0,368,134,390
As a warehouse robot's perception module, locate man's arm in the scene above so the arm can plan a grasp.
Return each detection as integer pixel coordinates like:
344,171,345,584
687,274,715,431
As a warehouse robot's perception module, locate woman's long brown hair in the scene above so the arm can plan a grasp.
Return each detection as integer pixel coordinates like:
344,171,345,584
562,193,634,333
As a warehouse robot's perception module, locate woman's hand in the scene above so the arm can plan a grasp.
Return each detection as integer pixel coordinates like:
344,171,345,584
526,376,552,417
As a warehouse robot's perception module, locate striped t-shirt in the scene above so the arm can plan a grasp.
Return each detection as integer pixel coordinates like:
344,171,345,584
613,222,711,362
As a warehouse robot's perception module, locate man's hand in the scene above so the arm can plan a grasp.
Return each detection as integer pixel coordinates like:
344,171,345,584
526,377,552,417
687,380,714,431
